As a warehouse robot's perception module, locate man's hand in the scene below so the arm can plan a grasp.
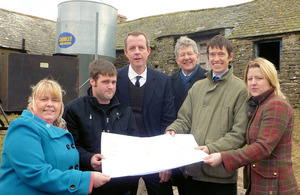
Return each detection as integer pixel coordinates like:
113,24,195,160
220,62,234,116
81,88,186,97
159,170,172,183
195,145,210,154
165,130,176,136
91,154,105,171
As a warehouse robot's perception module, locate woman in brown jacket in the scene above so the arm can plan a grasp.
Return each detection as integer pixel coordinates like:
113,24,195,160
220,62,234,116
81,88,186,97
204,57,299,194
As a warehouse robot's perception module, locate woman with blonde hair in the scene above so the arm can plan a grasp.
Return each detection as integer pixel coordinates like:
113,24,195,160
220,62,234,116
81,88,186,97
204,57,298,194
0,79,110,194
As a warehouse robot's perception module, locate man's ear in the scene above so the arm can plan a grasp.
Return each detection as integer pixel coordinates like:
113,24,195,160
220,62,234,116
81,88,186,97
229,52,234,61
90,77,95,86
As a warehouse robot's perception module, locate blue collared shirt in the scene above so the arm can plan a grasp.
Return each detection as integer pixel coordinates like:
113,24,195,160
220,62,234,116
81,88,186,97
212,68,229,80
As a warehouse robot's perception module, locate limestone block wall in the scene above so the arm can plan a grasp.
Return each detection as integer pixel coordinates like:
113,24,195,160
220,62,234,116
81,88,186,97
232,33,300,108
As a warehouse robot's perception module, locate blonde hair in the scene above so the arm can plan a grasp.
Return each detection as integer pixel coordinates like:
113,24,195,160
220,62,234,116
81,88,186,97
244,57,285,99
27,79,67,129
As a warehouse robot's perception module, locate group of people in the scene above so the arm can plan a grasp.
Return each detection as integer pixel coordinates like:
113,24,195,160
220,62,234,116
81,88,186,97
0,31,298,195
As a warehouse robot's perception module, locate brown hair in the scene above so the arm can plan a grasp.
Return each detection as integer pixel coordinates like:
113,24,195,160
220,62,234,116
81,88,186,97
124,31,150,50
89,59,117,82
206,35,233,56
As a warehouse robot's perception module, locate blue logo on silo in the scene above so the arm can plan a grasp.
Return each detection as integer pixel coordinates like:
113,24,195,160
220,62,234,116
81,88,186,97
58,32,75,48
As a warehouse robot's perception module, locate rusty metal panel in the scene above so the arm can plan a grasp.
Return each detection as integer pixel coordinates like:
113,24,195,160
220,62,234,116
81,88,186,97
0,53,79,112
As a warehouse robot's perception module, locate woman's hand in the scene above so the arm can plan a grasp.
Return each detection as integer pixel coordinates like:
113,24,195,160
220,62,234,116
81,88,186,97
93,172,110,188
203,153,222,167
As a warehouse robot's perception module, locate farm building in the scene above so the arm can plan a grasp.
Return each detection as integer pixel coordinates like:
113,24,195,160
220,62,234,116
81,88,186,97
0,0,299,108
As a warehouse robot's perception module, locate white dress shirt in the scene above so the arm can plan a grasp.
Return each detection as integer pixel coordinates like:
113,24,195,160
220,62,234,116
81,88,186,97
128,65,147,87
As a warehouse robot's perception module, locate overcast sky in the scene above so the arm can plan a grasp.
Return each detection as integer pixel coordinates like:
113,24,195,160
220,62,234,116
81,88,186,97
1,0,253,21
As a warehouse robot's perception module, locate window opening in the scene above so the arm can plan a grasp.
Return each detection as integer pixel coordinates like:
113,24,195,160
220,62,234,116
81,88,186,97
255,39,282,70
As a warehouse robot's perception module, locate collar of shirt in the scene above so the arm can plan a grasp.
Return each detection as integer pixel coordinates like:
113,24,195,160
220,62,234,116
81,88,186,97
212,68,229,79
128,64,147,87
181,70,191,77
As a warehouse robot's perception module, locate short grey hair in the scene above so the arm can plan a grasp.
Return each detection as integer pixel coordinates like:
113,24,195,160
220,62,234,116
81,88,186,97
174,36,199,58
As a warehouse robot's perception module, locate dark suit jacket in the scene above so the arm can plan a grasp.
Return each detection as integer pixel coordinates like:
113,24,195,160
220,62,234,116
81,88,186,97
116,65,176,136
171,66,207,114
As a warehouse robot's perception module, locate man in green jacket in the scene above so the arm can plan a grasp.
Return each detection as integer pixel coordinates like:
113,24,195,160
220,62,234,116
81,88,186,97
166,35,248,195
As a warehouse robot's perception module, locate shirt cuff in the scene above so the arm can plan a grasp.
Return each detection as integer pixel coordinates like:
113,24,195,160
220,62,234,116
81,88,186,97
89,172,94,194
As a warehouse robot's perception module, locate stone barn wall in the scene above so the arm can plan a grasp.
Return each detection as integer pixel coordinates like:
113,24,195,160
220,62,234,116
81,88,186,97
115,36,178,75
232,33,300,108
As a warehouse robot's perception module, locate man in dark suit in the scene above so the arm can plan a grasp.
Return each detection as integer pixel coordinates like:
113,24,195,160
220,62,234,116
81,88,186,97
170,36,207,194
171,36,207,114
116,31,176,195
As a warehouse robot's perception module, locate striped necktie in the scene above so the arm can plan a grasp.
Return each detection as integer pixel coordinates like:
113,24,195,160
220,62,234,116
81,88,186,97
213,76,219,83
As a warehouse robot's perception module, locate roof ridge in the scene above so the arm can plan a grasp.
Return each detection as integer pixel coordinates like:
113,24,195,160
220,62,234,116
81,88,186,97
0,8,56,23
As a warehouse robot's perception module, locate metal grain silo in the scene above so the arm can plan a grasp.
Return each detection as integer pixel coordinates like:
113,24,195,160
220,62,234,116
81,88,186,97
55,0,117,96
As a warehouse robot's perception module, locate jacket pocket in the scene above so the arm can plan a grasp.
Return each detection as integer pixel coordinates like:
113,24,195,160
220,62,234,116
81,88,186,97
251,153,278,178
250,154,279,194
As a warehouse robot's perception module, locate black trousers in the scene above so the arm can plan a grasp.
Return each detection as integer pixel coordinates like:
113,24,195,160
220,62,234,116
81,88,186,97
185,176,237,195
92,176,138,195
171,168,186,195
130,173,173,195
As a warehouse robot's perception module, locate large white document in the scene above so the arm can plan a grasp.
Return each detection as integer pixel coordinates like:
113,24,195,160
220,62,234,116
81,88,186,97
101,133,208,178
